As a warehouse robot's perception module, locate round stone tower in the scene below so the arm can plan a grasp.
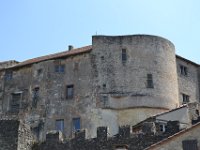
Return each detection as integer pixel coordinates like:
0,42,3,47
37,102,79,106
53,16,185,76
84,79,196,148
90,35,179,136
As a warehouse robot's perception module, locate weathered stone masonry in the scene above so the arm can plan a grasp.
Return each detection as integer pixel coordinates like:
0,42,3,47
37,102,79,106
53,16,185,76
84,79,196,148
0,35,200,148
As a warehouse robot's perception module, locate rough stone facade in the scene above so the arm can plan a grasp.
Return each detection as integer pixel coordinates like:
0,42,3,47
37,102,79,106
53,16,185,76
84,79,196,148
0,35,200,147
0,120,33,150
176,56,200,104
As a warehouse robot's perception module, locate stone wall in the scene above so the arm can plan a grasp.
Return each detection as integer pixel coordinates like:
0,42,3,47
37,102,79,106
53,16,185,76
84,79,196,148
176,57,200,104
92,35,179,110
0,120,33,150
18,121,34,150
33,122,180,150
0,120,19,150
0,35,199,141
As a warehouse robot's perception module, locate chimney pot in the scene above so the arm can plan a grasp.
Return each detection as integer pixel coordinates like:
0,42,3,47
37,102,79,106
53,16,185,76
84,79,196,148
68,45,73,51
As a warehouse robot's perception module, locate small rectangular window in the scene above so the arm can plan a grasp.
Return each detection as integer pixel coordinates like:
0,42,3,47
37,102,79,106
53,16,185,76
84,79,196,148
66,85,74,99
37,69,43,76
122,49,127,62
74,62,79,71
101,96,108,107
180,65,188,76
56,119,64,132
55,65,65,73
32,87,39,107
147,74,154,88
182,140,198,150
10,93,21,113
72,118,80,131
5,70,13,80
182,94,190,104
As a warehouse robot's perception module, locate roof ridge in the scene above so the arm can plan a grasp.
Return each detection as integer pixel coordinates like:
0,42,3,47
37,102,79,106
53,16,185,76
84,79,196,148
7,45,92,69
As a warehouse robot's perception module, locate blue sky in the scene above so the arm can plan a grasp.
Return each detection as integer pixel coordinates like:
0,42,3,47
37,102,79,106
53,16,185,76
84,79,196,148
0,0,200,63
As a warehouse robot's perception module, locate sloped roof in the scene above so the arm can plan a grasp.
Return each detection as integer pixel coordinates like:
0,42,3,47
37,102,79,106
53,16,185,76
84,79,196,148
132,105,188,128
145,122,200,150
176,55,199,66
8,45,92,69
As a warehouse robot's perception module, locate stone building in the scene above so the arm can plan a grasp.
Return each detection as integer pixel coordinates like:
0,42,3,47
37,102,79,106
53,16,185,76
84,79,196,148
0,34,199,146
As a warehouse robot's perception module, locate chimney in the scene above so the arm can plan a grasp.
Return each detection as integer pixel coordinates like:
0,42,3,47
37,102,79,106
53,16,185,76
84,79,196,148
68,45,74,51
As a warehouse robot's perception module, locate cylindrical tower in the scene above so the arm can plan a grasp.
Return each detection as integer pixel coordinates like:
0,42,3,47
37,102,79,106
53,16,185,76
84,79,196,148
92,35,179,109
90,35,179,136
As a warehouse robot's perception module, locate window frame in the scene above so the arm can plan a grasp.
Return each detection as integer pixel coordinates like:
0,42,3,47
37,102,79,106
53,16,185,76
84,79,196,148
55,119,64,133
5,70,13,80
66,85,74,99
180,65,188,76
182,93,190,104
147,74,154,88
122,49,127,63
10,92,22,113
72,117,81,132
55,64,65,73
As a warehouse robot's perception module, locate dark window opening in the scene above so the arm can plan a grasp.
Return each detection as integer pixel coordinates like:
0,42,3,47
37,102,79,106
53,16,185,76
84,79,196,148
5,70,13,80
196,110,199,116
56,119,64,132
55,65,65,73
122,49,127,62
73,118,80,132
101,96,108,107
182,140,198,150
180,65,188,76
159,124,166,132
103,84,106,88
32,87,39,108
37,69,43,76
147,74,154,88
74,62,79,71
182,94,190,104
10,93,21,113
66,85,74,99
114,145,129,150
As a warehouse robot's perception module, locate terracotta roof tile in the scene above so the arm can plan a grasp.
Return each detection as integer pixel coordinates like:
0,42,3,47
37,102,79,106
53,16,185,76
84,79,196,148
9,45,92,69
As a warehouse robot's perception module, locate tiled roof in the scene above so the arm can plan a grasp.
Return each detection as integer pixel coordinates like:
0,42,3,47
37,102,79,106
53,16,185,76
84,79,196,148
8,45,92,69
145,122,200,150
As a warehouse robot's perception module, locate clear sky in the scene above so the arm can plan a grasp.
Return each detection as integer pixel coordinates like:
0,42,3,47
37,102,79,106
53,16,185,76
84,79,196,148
0,0,200,63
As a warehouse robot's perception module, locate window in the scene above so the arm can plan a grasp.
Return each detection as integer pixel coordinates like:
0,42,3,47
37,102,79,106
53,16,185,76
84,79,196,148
74,62,79,71
147,74,154,88
72,118,80,131
10,93,21,113
122,49,127,62
32,87,39,107
182,94,190,104
66,85,74,99
5,70,13,80
56,119,64,132
159,124,166,132
180,65,188,76
101,96,108,107
55,65,65,73
37,69,43,76
182,140,198,150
